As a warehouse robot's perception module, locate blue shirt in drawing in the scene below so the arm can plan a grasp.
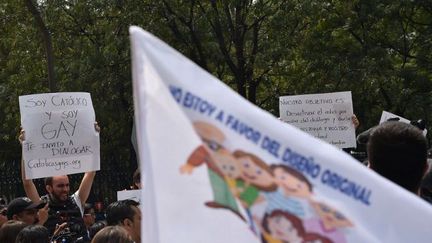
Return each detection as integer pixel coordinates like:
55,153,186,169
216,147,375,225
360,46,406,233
263,189,313,219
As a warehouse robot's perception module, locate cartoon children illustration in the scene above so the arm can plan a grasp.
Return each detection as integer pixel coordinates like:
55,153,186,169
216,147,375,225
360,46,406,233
258,210,306,243
264,164,315,219
233,150,277,207
303,201,352,243
180,121,244,219
233,150,277,232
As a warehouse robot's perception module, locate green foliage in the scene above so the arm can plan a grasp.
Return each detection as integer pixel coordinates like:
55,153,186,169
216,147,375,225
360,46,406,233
1,0,432,167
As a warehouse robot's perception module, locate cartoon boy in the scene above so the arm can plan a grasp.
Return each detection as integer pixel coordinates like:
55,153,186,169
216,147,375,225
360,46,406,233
233,150,277,208
180,121,243,219
264,164,315,219
233,150,277,232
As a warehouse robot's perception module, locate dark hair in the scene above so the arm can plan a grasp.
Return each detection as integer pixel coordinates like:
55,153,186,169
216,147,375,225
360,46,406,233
15,225,49,243
270,164,313,192
106,200,139,226
91,225,133,243
368,121,428,193
0,220,27,243
89,221,107,239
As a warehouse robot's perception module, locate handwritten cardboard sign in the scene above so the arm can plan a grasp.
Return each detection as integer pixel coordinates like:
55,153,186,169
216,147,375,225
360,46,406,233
279,91,356,148
19,92,100,179
379,110,427,136
117,190,141,203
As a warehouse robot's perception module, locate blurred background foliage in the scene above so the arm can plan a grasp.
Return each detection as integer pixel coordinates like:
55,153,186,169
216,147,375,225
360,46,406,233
1,0,431,199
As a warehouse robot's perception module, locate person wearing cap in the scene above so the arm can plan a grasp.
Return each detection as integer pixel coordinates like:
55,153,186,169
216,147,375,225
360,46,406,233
6,197,48,225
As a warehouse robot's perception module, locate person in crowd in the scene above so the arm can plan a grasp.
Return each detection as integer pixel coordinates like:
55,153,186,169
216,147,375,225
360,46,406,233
105,200,141,243
83,203,96,237
19,126,99,238
0,220,27,243
0,203,7,228
367,121,428,195
15,224,50,243
89,220,107,240
6,197,48,225
91,225,134,243
131,168,141,189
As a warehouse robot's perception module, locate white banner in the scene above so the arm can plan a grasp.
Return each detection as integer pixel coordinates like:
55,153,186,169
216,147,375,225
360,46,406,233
279,92,356,148
130,26,432,243
19,92,100,179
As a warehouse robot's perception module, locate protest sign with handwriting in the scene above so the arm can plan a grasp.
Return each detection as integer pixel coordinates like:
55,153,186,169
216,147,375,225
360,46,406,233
279,91,356,148
19,92,100,179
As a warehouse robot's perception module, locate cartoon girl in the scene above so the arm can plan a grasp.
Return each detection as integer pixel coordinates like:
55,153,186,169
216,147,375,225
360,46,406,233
259,210,305,243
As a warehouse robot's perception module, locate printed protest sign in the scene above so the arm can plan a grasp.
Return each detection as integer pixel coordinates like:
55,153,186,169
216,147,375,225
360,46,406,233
130,26,432,243
279,92,356,148
19,92,100,179
117,190,141,203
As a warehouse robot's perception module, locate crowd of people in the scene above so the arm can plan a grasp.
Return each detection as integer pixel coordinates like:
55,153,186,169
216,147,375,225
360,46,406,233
1,117,431,243
0,168,142,243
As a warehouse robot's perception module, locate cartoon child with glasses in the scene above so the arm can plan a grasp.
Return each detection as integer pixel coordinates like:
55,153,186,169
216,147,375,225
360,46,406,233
180,121,244,220
303,201,352,243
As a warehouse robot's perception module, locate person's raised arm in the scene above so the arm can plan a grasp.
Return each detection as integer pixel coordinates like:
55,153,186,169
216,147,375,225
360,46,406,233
20,130,41,202
77,171,96,205
77,122,100,204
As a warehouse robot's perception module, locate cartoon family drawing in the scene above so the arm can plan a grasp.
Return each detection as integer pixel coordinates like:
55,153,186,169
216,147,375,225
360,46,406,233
181,121,354,243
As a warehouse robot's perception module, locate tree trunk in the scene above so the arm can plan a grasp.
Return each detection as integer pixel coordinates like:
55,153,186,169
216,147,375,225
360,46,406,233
24,0,56,92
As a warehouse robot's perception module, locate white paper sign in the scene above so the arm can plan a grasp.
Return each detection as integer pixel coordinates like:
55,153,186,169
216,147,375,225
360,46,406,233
379,111,427,136
19,92,100,179
117,190,141,203
379,111,410,124
279,92,356,148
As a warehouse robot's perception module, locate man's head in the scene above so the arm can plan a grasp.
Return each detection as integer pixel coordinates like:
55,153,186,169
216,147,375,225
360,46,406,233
45,175,70,202
368,121,428,193
0,220,28,243
15,224,50,243
7,197,45,225
83,203,96,229
106,200,141,243
0,204,7,228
